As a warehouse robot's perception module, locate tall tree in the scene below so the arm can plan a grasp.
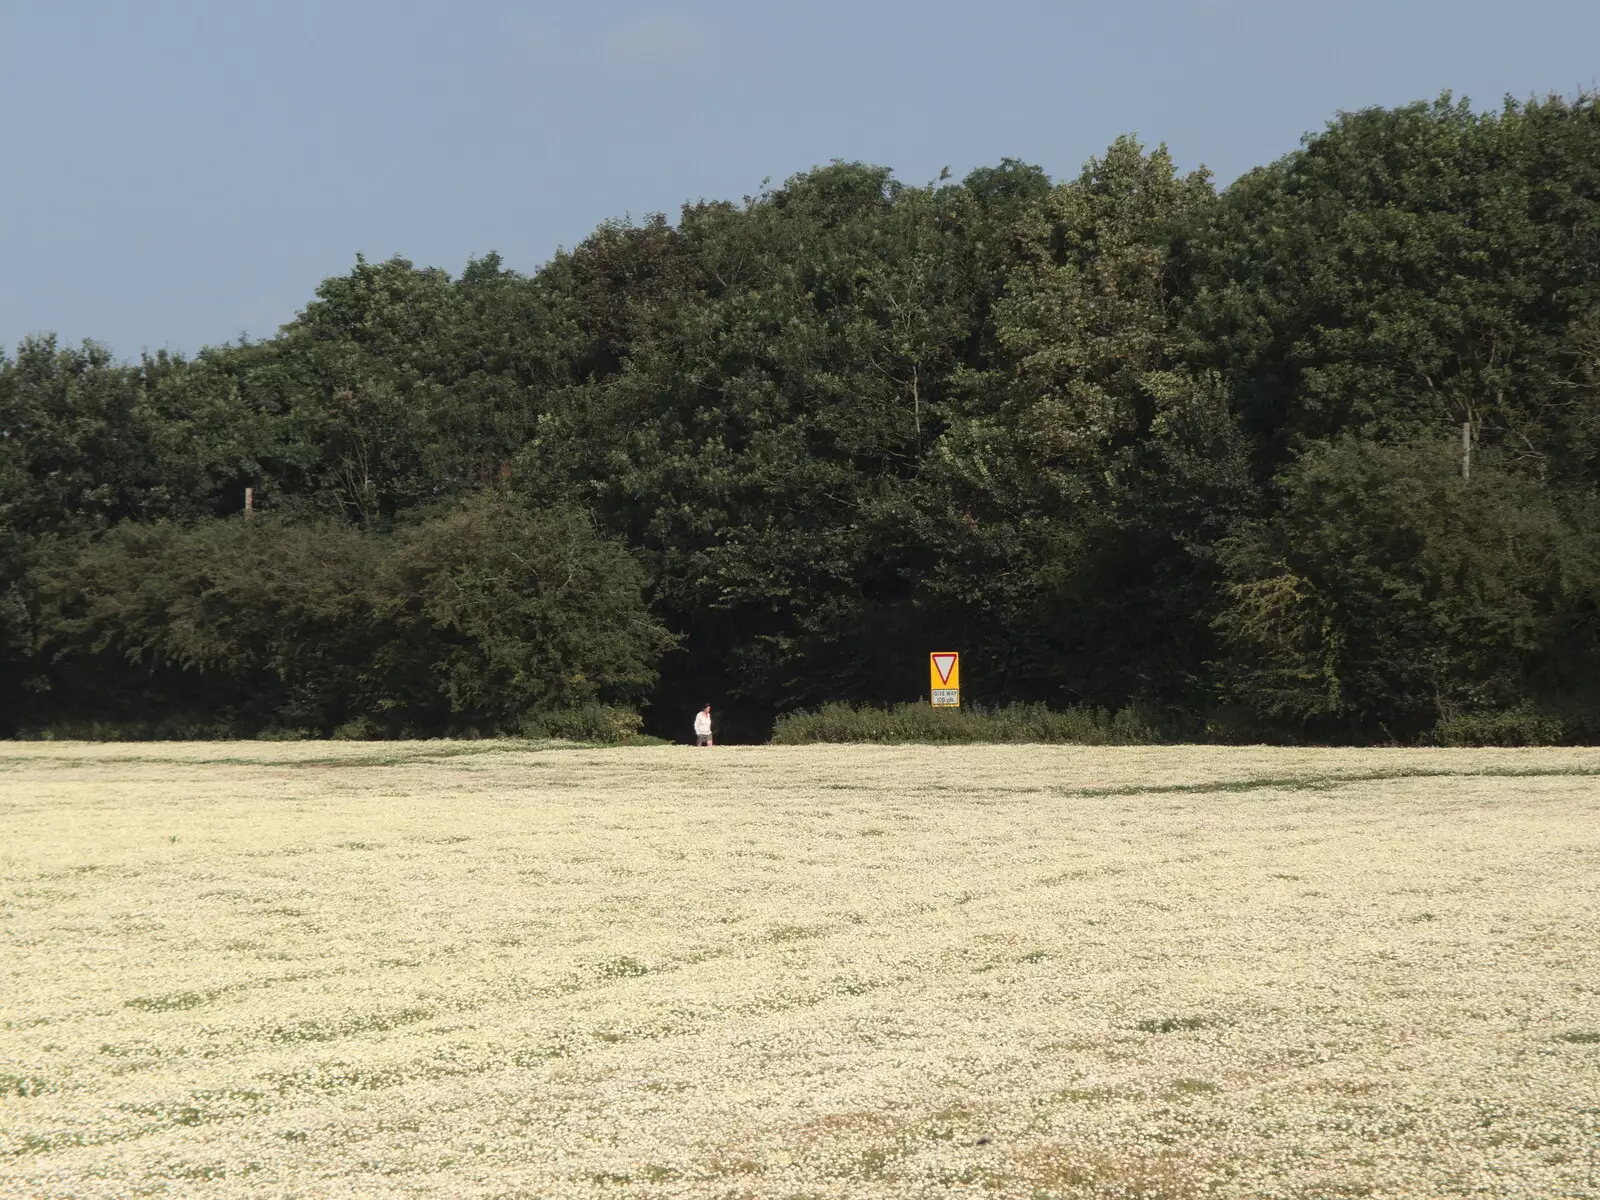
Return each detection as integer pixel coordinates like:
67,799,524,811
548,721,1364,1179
925,138,1253,707
1215,439,1600,740
1196,94,1600,484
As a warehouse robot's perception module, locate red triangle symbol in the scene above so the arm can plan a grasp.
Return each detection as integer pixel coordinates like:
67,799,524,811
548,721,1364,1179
932,654,957,684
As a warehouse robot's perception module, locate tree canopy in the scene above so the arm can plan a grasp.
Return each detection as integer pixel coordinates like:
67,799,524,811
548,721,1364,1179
4,93,1598,743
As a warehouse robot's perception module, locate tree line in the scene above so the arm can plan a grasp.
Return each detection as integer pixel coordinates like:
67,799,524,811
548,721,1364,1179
3,94,1598,743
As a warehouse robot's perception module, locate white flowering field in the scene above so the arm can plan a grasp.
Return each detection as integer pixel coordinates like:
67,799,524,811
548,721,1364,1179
2,741,1598,1199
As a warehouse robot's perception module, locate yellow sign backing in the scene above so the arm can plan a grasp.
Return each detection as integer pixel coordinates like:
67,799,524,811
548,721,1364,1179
929,652,960,707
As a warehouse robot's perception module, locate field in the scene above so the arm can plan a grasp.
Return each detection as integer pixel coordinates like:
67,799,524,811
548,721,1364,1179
2,742,1598,1199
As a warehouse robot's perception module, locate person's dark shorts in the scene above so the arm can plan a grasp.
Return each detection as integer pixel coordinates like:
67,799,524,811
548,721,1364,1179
696,734,712,746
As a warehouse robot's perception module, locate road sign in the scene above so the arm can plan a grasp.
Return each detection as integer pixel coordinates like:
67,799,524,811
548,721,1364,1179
930,651,960,707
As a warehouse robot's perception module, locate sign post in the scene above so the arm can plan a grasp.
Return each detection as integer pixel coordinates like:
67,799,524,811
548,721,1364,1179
929,652,960,707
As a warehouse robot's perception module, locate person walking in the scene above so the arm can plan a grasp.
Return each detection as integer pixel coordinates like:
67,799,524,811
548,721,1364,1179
693,704,714,747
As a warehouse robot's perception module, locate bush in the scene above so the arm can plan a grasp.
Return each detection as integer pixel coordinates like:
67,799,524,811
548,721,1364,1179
15,716,249,741
382,495,673,728
519,704,646,745
26,492,673,737
1433,703,1568,747
769,701,1160,745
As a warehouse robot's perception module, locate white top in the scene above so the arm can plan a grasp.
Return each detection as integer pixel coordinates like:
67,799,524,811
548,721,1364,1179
693,711,712,736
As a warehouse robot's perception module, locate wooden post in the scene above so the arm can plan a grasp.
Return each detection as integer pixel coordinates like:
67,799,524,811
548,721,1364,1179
1461,422,1471,481
244,487,254,518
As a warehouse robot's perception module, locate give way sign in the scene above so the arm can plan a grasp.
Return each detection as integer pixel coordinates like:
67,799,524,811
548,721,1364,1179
929,652,960,707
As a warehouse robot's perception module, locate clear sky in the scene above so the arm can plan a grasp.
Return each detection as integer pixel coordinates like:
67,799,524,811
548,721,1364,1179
3,0,1596,359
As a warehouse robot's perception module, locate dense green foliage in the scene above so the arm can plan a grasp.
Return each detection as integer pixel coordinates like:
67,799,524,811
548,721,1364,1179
20,496,667,738
4,94,1598,742
1214,440,1599,740
771,702,1158,745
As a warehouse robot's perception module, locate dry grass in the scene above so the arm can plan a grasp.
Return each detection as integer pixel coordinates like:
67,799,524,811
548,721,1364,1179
1,741,1598,1199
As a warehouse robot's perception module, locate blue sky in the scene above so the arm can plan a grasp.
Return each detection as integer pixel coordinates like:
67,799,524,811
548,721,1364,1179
3,0,1596,359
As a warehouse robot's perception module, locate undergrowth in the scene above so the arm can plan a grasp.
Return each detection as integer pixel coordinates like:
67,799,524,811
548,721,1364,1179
770,701,1161,745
